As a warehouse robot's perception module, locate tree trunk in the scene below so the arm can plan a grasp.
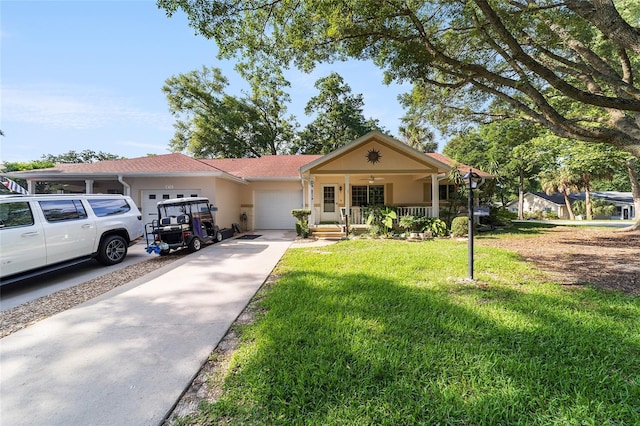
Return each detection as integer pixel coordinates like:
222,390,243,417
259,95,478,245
620,157,640,231
518,169,524,220
563,189,576,220
584,179,592,221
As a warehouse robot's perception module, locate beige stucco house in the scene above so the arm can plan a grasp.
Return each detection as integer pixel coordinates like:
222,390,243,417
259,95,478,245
6,132,490,235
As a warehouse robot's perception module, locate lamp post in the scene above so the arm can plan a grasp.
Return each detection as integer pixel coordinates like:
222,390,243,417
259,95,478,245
462,169,482,281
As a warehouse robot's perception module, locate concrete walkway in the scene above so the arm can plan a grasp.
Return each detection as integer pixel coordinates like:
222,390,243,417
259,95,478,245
0,231,295,426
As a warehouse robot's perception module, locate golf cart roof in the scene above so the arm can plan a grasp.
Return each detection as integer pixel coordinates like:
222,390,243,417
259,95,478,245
157,197,210,207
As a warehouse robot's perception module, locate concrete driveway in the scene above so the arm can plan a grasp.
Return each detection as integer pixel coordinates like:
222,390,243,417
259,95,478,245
0,231,295,426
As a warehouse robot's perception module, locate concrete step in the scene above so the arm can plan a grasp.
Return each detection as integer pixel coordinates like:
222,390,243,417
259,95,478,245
311,225,345,239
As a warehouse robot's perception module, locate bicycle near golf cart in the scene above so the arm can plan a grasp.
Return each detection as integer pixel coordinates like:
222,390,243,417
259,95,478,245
145,197,223,255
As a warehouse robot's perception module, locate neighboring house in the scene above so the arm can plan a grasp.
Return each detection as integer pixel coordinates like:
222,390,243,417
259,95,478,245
507,192,571,219
507,191,636,220
5,131,491,234
577,191,636,220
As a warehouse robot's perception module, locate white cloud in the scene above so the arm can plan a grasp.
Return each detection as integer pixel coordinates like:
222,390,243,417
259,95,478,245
1,84,168,130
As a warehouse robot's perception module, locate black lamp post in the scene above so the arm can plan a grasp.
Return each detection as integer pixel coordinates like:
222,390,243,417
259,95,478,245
462,169,482,281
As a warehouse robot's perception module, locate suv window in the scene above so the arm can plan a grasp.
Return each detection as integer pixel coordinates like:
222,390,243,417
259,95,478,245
0,201,34,228
39,199,88,222
87,198,131,217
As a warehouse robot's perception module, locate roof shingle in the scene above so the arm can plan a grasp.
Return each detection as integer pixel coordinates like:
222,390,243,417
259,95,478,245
201,155,323,179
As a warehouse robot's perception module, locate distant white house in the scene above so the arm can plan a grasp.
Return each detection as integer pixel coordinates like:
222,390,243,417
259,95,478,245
507,191,636,220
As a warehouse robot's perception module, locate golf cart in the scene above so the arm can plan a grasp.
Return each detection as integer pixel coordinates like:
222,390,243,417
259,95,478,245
145,197,223,255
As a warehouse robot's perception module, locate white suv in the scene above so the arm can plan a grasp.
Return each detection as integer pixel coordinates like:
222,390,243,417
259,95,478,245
0,194,144,285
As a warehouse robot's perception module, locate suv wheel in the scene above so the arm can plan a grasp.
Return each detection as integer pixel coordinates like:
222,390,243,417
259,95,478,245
97,235,128,265
188,237,202,253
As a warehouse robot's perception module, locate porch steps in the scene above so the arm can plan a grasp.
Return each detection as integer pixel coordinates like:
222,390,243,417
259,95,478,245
311,225,345,240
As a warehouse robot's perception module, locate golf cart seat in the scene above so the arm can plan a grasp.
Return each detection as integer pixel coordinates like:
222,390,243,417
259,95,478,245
159,215,190,230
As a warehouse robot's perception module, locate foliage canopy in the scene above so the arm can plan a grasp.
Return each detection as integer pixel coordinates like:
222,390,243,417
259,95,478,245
158,0,640,157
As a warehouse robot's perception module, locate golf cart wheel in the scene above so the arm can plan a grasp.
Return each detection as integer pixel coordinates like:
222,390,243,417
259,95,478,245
215,231,223,243
159,249,170,256
188,237,202,253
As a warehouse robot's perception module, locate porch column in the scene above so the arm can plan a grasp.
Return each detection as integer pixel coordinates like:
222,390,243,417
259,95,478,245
308,178,316,225
431,173,440,218
85,179,94,194
344,175,350,224
27,180,36,194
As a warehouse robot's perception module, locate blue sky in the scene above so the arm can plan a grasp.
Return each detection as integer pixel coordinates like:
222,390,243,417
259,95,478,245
1,0,411,163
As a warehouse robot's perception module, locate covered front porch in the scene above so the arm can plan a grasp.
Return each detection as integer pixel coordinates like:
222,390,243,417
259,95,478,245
310,205,436,239
298,132,457,238
305,173,443,226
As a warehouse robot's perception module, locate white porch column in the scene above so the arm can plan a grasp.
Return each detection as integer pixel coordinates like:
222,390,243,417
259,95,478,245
308,178,316,225
85,179,94,194
431,173,440,218
27,180,36,194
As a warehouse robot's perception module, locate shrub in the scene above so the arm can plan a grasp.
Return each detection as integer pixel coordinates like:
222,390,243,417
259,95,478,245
291,209,311,237
297,221,310,238
524,211,542,220
418,217,449,237
364,206,397,237
291,209,311,222
451,216,469,237
573,199,616,219
492,208,517,225
399,215,419,232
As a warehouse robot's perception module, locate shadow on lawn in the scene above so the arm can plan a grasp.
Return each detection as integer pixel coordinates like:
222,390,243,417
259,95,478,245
479,221,558,239
204,270,640,425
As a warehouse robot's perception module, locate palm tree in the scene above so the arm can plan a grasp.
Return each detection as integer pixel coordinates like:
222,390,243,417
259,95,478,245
540,169,580,220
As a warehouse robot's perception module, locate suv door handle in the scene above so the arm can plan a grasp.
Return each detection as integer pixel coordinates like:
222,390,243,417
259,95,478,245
21,232,40,237
82,224,94,229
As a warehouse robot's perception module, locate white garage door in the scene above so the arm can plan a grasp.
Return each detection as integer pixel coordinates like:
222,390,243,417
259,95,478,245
141,190,201,225
255,190,302,229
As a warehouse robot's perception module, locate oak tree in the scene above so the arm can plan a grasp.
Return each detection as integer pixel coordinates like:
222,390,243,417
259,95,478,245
158,0,640,226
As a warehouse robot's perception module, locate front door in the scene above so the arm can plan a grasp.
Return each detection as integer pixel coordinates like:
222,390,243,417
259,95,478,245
321,184,339,223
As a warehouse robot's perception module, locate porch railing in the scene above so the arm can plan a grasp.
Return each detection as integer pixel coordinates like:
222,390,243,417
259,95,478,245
342,206,433,225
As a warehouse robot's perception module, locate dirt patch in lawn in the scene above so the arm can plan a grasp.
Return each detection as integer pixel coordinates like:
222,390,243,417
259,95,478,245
478,226,640,295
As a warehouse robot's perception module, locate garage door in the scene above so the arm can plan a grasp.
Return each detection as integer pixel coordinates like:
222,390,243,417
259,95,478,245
142,190,201,225
254,190,302,229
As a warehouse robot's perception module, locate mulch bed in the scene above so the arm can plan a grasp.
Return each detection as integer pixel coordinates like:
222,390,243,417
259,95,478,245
477,226,640,295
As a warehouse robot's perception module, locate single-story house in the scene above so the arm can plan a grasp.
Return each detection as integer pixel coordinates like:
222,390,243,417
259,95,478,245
5,131,491,236
507,192,572,219
507,191,636,220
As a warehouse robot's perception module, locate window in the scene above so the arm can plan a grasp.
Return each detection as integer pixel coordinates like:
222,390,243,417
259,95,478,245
352,186,368,207
369,185,384,205
439,185,447,201
439,184,458,200
87,198,131,217
39,199,88,222
0,202,34,228
149,194,156,200
351,185,385,206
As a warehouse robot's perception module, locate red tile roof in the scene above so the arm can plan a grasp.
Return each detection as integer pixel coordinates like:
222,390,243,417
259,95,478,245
202,155,323,179
13,151,489,180
426,153,492,178
37,153,220,174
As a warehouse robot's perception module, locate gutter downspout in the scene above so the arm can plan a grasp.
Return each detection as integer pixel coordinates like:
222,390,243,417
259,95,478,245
117,175,131,197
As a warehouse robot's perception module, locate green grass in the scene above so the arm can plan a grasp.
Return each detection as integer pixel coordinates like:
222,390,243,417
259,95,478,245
187,232,640,425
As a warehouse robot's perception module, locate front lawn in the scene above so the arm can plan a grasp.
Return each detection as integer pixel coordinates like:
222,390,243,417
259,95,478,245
187,235,640,425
